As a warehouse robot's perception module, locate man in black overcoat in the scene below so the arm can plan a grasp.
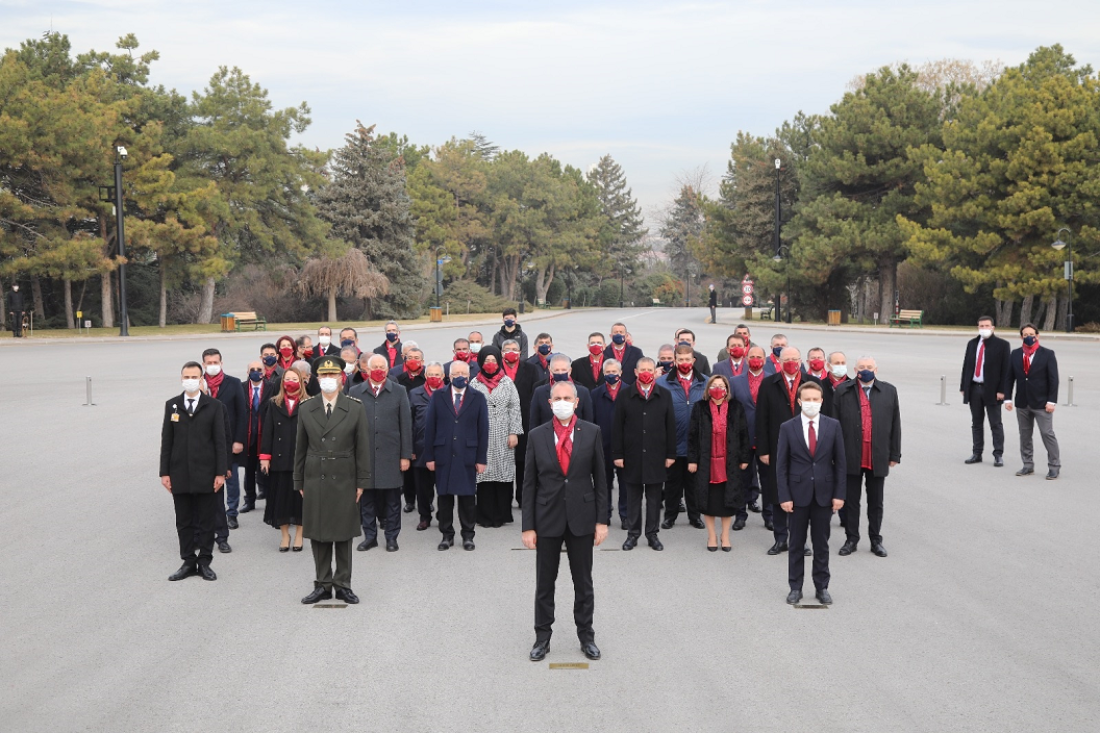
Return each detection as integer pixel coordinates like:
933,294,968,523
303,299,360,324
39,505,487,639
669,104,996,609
960,315,1011,466
501,338,540,509
6,283,25,337
202,348,246,546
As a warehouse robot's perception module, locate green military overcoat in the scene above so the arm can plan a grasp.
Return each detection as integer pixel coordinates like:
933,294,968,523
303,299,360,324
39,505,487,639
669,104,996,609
293,392,372,542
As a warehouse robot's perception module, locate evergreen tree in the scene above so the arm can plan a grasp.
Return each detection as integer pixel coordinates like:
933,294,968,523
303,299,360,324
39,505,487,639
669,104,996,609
587,155,647,284
661,185,704,284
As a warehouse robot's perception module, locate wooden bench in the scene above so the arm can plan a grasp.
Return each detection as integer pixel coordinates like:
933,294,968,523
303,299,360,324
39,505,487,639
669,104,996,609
233,311,267,331
651,299,666,307
889,309,924,328
758,302,774,320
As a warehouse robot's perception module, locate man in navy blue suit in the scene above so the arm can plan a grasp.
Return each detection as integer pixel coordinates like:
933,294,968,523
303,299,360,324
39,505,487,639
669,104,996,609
776,381,846,605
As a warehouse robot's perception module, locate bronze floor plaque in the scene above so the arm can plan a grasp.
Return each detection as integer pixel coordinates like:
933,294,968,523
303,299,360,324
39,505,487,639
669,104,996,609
314,604,348,609
549,663,589,670
793,604,829,610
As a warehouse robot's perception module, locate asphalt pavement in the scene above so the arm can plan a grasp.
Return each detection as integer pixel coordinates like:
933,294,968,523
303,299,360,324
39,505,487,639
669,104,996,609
2,308,1097,733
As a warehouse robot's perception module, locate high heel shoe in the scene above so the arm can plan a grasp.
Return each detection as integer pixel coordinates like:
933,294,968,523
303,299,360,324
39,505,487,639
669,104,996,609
721,545,732,552
292,544,303,552
279,541,290,553
707,545,718,552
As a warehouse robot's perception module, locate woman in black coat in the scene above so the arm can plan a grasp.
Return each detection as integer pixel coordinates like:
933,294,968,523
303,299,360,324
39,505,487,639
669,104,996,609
687,375,752,552
260,366,308,551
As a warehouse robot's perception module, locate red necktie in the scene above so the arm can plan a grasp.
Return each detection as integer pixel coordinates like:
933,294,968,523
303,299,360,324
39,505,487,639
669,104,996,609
808,420,817,457
975,340,985,379
555,424,573,474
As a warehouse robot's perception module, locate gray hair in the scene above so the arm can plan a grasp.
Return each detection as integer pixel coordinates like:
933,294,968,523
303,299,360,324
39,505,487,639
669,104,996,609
501,338,520,350
550,380,578,399
448,360,470,377
828,351,846,363
402,339,418,351
385,320,400,330
549,353,572,368
291,359,312,375
637,356,656,369
603,358,622,372
424,361,445,375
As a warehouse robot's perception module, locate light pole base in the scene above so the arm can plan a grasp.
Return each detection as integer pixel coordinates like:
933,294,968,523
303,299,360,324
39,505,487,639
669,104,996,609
429,307,442,323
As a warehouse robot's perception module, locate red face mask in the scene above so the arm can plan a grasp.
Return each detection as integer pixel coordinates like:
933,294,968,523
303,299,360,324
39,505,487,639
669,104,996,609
782,361,801,376
503,351,520,364
302,348,313,358
482,361,499,375
636,372,655,385
426,376,444,390
369,368,388,383
747,357,765,371
730,346,746,359
279,346,293,357
709,386,726,400
284,381,301,395
677,362,694,375
588,343,604,356
454,351,470,362
809,358,825,372
405,359,422,373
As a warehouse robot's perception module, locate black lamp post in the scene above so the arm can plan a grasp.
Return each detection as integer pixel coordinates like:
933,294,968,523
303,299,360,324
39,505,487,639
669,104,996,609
772,244,792,324
434,250,451,309
1052,228,1074,332
773,158,782,323
619,258,625,308
100,146,130,336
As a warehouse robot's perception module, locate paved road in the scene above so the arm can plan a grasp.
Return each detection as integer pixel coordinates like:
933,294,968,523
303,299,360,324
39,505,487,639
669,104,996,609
2,308,1097,732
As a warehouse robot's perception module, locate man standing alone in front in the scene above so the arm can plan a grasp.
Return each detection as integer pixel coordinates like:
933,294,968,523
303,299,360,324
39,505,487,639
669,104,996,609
960,316,1011,467
522,381,608,662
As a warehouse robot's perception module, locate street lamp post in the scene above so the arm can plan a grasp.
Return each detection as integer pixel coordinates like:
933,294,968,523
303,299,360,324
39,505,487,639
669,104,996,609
619,259,625,308
773,158,782,323
434,250,451,309
1052,228,1074,332
773,243,792,324
110,146,130,336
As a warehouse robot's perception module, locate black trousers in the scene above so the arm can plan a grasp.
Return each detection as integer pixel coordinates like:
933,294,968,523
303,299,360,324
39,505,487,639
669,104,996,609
845,469,885,545
969,383,1004,458
535,529,595,643
213,487,229,543
603,458,626,524
438,494,476,540
788,502,832,591
243,451,266,504
663,457,701,522
402,469,417,507
174,492,217,566
514,435,528,507
361,488,401,543
413,467,435,521
477,480,514,526
311,539,352,590
757,458,789,542
735,448,758,521
9,310,24,337
625,482,662,539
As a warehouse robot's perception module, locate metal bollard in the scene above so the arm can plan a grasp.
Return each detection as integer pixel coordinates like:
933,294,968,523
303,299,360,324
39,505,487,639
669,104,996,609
84,376,97,406
936,375,949,406
1064,376,1076,406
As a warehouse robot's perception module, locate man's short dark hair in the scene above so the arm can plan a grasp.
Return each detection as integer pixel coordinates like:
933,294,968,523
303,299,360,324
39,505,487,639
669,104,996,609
201,348,221,361
735,323,750,332
503,307,517,317
1020,322,1039,335
260,343,276,353
181,361,203,375
679,329,695,341
978,315,995,326
536,332,552,342
798,381,823,398
340,327,357,337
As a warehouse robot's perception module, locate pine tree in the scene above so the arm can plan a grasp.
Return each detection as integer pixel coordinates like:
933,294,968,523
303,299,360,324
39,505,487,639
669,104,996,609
587,155,647,283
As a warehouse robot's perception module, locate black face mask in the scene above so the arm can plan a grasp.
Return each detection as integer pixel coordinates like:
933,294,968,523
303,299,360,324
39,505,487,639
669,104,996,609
262,355,277,367
248,371,263,383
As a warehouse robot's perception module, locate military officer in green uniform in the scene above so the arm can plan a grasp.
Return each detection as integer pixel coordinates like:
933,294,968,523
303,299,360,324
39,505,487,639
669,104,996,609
295,356,372,605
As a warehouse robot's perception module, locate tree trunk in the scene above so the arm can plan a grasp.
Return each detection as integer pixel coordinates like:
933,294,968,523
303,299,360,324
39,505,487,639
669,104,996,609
878,258,897,322
1057,291,1070,331
328,285,338,322
64,279,75,328
535,262,556,304
197,276,216,324
1031,299,1046,329
31,276,45,319
101,271,115,329
1042,294,1058,332
994,299,1011,329
158,262,168,328
1019,294,1034,325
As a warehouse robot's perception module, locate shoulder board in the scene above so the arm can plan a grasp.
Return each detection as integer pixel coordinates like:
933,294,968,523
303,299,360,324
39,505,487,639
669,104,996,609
300,395,316,403
345,395,362,403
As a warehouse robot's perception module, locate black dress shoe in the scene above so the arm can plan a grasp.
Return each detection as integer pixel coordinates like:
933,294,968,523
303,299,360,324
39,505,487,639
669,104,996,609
239,502,255,513
198,565,217,581
168,563,197,581
622,536,638,551
416,520,430,531
678,500,687,513
301,586,333,604
386,539,399,552
767,541,788,555
1046,468,1060,480
648,537,664,551
621,519,629,531
463,539,475,551
994,457,1004,467
257,492,267,501
438,537,454,551
816,588,833,605
334,587,359,604
786,589,803,605
660,518,675,530
403,502,415,513
217,540,232,553
227,516,239,530
1016,467,1034,476
964,454,982,464
581,641,601,660
871,542,888,557
689,518,706,529
357,538,378,552
747,501,761,513
803,547,811,556
764,520,774,531
732,517,746,531
529,639,550,662
839,540,857,556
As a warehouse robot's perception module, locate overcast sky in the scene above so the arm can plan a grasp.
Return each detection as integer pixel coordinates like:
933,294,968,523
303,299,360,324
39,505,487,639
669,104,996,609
5,1,1100,225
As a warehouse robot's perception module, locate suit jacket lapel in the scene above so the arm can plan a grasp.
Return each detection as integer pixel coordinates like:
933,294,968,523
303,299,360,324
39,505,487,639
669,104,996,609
323,393,350,437
543,424,564,479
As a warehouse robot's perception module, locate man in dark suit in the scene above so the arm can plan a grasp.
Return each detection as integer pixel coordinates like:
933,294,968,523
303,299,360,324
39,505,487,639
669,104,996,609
571,332,607,391
756,347,823,556
674,329,710,375
159,362,227,582
501,338,540,509
527,333,555,382
318,325,338,356
241,359,274,515
605,322,643,384
409,363,445,530
444,337,480,383
373,320,405,370
522,380,609,662
423,360,489,550
530,354,594,428
713,334,748,381
349,354,412,553
612,357,677,551
1005,323,1061,480
201,348,246,550
591,359,627,527
729,345,769,530
6,283,25,337
776,381,846,605
833,357,902,558
960,315,1011,466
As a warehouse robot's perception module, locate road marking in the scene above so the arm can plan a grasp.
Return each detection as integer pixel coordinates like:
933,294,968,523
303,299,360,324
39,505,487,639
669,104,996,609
549,663,589,670
314,603,348,609
793,604,829,610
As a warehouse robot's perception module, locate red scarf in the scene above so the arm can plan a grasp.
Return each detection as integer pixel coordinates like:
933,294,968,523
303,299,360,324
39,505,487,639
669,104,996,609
553,415,576,475
635,381,654,400
709,399,728,484
476,369,504,393
386,343,398,367
747,372,764,404
590,354,604,383
612,345,626,362
858,383,873,470
205,370,224,398
829,374,848,388
502,360,518,381
784,372,802,415
606,382,620,401
264,365,279,380
1022,338,1040,375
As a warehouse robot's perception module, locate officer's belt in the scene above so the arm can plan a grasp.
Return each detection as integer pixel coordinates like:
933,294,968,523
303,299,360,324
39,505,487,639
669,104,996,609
308,451,352,459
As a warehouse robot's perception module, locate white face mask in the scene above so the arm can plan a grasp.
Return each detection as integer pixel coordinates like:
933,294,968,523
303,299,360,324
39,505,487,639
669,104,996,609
182,378,202,395
319,377,339,394
318,335,331,347
470,342,482,354
551,400,576,421
204,364,222,377
830,364,847,378
343,363,356,374
801,401,822,418
978,328,993,339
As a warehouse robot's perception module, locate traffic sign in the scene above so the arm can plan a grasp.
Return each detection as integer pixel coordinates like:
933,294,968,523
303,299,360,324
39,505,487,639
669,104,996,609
741,295,753,306
741,284,753,295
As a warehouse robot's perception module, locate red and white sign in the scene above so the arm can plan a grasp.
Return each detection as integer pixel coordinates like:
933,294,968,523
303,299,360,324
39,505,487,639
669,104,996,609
741,295,753,306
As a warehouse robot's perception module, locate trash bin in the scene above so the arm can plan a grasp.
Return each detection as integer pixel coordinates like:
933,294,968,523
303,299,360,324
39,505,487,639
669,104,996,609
220,314,236,332
429,306,443,323
827,310,841,326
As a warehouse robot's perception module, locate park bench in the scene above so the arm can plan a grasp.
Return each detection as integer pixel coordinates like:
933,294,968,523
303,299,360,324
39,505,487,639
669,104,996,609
889,309,924,328
232,311,267,331
652,298,666,307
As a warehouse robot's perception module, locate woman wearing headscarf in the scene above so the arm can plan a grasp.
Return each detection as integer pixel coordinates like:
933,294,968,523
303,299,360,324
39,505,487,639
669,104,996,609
260,365,308,551
468,345,523,527
687,374,752,552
